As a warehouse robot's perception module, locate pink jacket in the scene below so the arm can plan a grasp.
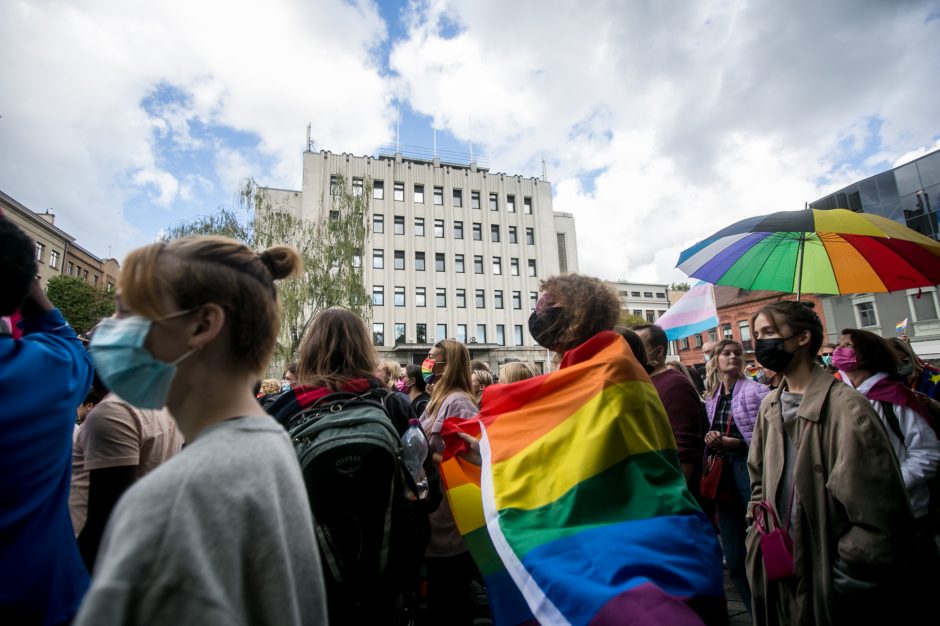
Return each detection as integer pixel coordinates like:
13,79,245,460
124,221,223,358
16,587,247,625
705,376,770,445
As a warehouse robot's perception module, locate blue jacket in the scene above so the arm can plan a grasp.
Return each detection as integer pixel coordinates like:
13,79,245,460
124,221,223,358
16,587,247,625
1,309,94,624
705,376,770,445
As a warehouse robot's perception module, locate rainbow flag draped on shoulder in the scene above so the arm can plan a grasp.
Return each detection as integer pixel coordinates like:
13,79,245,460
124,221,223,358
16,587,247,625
440,331,725,625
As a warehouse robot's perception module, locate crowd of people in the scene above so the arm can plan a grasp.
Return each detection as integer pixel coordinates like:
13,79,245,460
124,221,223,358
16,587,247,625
3,216,939,625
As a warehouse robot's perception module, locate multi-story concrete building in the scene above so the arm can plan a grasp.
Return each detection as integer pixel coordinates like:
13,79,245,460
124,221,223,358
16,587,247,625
263,149,579,372
811,148,940,359
607,281,670,323
1,190,119,292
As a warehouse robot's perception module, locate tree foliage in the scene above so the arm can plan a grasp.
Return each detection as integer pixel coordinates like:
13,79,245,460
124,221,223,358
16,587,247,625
164,177,370,370
618,313,648,328
669,282,691,292
46,275,114,335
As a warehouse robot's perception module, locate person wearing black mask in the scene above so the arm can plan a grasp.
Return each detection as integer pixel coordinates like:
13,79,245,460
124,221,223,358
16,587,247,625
746,300,921,625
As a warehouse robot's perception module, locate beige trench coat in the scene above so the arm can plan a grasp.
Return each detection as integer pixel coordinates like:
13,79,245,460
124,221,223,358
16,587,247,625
745,366,915,625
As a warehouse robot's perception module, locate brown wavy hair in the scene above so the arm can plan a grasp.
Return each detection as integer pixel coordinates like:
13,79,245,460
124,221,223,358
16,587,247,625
839,328,899,375
426,339,474,419
120,236,301,375
296,308,377,391
751,300,824,357
537,273,621,353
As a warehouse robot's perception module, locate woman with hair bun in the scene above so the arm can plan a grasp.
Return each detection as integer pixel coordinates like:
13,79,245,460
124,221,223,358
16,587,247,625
76,237,327,625
747,301,919,625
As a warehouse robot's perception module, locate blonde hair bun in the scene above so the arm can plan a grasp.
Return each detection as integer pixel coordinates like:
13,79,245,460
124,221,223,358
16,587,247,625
259,246,303,280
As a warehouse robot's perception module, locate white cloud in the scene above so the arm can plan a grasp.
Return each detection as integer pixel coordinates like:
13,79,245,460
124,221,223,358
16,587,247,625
0,0,393,261
392,0,940,282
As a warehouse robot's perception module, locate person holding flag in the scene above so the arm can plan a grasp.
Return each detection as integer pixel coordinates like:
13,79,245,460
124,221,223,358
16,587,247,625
440,273,726,625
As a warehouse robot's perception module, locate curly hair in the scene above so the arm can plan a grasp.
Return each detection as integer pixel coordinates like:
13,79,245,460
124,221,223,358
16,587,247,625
537,274,621,352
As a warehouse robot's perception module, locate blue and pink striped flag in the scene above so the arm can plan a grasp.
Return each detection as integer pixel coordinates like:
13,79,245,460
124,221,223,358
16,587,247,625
656,282,719,341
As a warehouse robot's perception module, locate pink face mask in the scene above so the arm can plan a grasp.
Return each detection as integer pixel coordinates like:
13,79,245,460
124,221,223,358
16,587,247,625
831,346,860,371
395,378,411,393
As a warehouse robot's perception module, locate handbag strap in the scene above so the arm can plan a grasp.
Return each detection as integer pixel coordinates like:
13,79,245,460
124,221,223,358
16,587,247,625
755,420,809,534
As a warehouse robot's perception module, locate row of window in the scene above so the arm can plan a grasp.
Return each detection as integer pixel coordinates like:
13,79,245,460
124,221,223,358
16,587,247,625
334,176,535,214
630,309,668,323
372,322,526,347
621,289,667,299
372,215,536,244
35,242,109,289
372,286,538,309
372,250,537,276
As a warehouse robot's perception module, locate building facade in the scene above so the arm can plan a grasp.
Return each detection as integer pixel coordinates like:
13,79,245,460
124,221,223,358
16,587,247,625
263,149,579,372
1,190,119,292
811,148,940,359
607,281,670,323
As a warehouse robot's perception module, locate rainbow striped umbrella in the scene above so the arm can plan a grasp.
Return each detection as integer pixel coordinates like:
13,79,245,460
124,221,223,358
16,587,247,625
677,208,940,297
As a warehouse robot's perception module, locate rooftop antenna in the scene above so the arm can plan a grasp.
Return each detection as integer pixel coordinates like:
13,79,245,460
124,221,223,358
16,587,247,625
541,156,548,181
468,116,474,164
306,123,311,151
396,103,401,154
432,111,437,160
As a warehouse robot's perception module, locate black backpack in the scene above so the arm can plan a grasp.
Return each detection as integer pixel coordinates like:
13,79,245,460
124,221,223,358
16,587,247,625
284,388,426,623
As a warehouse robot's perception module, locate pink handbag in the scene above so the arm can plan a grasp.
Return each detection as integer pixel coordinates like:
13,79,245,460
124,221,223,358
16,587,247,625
753,501,795,581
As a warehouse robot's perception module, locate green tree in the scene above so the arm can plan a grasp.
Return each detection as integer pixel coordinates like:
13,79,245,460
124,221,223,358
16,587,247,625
165,176,370,370
46,275,114,334
669,282,691,292
618,313,648,327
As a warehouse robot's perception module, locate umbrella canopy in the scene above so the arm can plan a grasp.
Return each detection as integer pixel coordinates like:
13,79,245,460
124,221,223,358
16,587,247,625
677,208,940,296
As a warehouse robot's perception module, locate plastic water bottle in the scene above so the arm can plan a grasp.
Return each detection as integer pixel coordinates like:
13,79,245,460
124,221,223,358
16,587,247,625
401,419,429,500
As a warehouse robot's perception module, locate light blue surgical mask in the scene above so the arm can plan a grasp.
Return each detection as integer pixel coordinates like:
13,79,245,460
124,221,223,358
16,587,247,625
90,310,196,409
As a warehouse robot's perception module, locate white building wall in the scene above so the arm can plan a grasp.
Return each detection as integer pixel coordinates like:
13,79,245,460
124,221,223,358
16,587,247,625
606,281,671,322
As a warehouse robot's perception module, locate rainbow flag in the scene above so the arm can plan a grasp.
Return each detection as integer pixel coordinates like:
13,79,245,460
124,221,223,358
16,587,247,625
896,318,908,334
655,282,718,341
440,331,724,625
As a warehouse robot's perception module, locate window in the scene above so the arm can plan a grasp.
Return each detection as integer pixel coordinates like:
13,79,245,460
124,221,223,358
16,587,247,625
525,228,534,245
434,219,445,238
646,310,655,322
475,289,485,308
352,177,363,197
633,309,643,317
106,282,113,293
856,301,879,327
514,325,524,346
680,337,690,350
66,261,73,275
49,250,59,268
453,189,463,207
433,186,443,205
414,184,424,203
416,287,426,307
738,320,752,349
644,291,653,298
394,250,405,270
474,255,483,274
93,275,98,287
722,323,733,340
82,269,88,281
508,226,517,243
329,210,340,220
495,324,505,346
492,257,502,275
631,291,641,297
456,289,467,308
507,195,515,213
373,286,384,306
910,288,939,321
512,291,522,309
415,251,425,271
394,182,405,201
373,323,384,346
557,234,568,273
35,242,44,261
417,323,427,343
530,291,538,308
455,254,465,273
394,323,406,345
373,249,384,269
694,334,703,348
656,292,666,298
373,180,385,199
523,196,532,214
510,258,520,276
457,324,467,343
494,290,504,309
491,225,500,242
472,223,482,240
527,259,537,277
394,216,405,235
436,324,447,342
394,286,405,306
658,310,667,319
471,191,481,209
435,253,445,272
709,329,718,342
454,221,464,239
373,214,384,233
353,250,362,268
489,193,498,211
475,324,487,343
436,288,447,307
414,217,425,236
330,175,340,195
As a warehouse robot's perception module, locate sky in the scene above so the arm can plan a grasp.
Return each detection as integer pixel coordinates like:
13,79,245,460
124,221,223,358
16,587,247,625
2,0,939,285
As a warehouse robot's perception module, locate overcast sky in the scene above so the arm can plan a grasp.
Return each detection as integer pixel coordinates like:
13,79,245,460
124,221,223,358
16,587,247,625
2,0,938,284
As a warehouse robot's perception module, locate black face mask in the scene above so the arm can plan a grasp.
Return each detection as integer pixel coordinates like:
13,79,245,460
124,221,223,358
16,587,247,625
528,307,567,351
754,336,795,372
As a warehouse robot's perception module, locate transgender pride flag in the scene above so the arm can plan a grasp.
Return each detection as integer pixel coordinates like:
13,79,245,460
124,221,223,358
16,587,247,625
656,282,719,341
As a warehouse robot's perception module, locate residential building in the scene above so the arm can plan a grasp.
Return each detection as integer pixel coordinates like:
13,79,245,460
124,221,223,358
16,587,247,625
262,149,579,372
811,148,940,359
1,190,119,292
607,281,670,324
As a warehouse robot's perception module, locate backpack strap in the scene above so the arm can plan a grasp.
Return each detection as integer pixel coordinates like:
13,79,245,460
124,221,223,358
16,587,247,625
881,401,907,449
